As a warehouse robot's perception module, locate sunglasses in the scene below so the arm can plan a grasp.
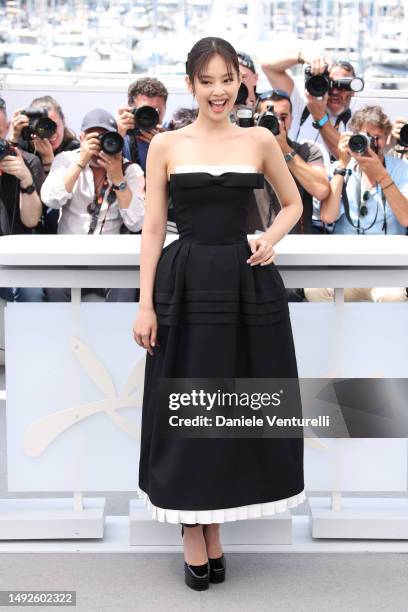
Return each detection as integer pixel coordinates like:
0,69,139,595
0,98,6,109
258,88,291,102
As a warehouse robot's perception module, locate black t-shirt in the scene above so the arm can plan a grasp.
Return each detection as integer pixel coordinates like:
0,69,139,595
0,150,45,235
245,138,324,234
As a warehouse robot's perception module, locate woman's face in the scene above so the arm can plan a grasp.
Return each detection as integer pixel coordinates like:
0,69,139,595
186,53,240,121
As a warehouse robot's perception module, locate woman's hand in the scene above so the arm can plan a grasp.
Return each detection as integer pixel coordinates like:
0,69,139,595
247,237,276,266
133,307,159,356
32,135,54,165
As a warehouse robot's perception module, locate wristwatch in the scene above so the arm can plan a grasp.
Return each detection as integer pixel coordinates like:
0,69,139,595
333,167,347,177
284,150,297,163
20,183,35,194
312,114,329,130
111,180,127,192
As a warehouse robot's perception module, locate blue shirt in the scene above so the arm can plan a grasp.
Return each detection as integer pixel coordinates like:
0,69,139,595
123,135,149,174
329,155,408,235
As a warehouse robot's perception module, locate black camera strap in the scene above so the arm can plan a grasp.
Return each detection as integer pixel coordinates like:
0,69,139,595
296,106,351,144
340,160,388,235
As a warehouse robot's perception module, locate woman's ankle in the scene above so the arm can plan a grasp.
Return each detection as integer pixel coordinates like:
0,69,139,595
183,525,208,566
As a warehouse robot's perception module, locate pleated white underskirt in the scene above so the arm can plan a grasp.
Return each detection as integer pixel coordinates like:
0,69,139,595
138,162,307,524
137,487,307,524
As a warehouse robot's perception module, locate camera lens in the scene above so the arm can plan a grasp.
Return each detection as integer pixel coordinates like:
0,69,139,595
0,138,12,160
349,133,369,154
258,113,280,136
34,117,57,139
100,131,123,155
133,106,159,131
305,74,330,97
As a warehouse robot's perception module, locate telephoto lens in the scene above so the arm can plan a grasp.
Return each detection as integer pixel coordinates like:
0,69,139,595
0,138,15,160
99,131,124,155
330,77,364,92
304,66,330,97
256,105,280,135
128,106,160,135
236,108,254,128
20,107,57,141
398,123,408,148
348,133,371,155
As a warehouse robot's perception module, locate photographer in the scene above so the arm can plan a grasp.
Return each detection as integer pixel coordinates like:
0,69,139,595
261,53,358,165
9,95,79,234
116,77,168,174
385,116,408,160
305,105,408,302
41,109,145,302
0,98,45,301
237,51,260,108
245,89,330,235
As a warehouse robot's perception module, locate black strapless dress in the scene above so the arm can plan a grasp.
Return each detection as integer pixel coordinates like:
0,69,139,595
138,169,306,523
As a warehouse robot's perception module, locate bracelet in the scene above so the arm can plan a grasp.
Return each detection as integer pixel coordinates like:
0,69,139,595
382,181,395,191
76,161,85,170
378,173,389,185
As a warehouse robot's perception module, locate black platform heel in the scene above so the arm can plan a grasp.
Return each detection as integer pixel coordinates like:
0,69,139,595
203,525,226,583
181,523,209,591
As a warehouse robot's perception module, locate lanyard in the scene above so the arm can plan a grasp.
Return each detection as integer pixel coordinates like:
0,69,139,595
87,175,115,235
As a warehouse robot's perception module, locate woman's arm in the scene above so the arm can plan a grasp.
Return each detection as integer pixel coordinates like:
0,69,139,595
138,132,170,312
258,127,303,246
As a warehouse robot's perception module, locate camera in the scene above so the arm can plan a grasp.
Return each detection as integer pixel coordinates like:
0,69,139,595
236,108,254,128
98,131,124,155
304,65,364,97
398,123,408,148
235,82,249,106
20,107,57,141
348,132,379,155
127,105,160,135
256,104,280,136
0,139,16,161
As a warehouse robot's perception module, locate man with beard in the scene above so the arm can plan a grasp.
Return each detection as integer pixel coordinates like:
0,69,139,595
261,53,357,165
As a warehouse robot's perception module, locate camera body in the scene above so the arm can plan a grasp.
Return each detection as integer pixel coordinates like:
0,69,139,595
127,105,160,135
398,123,408,148
20,107,57,141
304,65,364,97
98,131,124,156
348,132,379,155
0,138,16,161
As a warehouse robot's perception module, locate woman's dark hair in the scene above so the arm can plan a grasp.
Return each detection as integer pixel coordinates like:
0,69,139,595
185,37,240,90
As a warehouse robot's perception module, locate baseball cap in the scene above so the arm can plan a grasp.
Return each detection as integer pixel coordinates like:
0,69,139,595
237,51,256,74
81,109,118,132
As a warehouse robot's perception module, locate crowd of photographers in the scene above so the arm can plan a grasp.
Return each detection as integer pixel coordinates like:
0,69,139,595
1,51,408,304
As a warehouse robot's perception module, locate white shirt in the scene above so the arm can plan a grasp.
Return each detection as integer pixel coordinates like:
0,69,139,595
41,149,145,234
288,83,354,167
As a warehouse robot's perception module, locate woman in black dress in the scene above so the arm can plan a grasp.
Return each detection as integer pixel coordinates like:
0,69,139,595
133,36,306,591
